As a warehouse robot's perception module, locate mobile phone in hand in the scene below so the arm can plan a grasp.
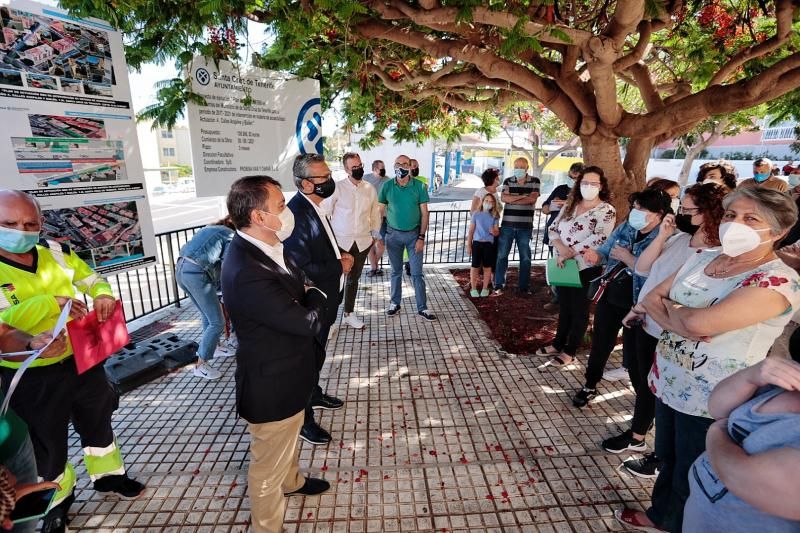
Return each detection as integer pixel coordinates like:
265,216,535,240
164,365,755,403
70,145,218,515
10,487,55,524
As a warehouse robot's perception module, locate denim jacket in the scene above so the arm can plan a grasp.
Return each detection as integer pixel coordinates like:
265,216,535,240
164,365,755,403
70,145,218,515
178,225,234,285
595,220,660,302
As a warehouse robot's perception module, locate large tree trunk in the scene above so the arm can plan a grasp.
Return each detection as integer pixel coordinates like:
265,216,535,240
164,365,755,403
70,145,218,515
580,133,648,219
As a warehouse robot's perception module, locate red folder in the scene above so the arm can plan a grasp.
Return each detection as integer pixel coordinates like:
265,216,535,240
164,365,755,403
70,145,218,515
67,300,130,375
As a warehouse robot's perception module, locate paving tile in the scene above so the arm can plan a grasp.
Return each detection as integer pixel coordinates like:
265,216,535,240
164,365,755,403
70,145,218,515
65,267,652,531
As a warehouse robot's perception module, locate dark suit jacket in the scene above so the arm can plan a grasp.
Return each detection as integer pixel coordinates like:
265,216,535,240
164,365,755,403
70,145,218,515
283,193,343,327
221,234,328,424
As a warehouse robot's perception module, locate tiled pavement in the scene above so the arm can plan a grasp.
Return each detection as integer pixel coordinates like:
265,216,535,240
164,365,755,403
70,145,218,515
65,267,652,532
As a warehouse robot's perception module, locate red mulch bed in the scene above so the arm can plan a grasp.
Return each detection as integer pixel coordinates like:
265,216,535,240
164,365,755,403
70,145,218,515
451,266,594,356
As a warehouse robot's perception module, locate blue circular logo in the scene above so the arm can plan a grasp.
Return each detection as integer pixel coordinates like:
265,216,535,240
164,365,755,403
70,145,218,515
296,98,323,155
195,67,210,86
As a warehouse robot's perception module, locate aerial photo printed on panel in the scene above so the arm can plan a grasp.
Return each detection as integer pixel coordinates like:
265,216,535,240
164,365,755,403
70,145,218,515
0,7,115,95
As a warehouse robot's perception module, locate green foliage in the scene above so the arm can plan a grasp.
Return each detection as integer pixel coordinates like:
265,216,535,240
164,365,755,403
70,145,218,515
61,0,800,147
173,164,194,177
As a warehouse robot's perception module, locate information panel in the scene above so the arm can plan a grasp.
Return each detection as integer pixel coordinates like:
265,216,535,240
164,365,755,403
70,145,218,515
185,56,322,196
0,0,156,274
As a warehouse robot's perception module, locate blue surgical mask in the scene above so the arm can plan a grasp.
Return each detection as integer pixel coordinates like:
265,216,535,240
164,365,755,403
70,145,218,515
628,208,649,231
790,175,800,187
0,227,39,253
567,178,575,188
753,172,770,183
513,168,526,179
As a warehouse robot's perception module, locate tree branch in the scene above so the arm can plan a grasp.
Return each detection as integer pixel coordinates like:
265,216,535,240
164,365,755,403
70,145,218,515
354,20,581,131
708,0,794,86
613,21,652,72
542,136,581,168
366,2,593,46
629,63,663,111
583,36,622,126
604,0,646,46
618,53,800,139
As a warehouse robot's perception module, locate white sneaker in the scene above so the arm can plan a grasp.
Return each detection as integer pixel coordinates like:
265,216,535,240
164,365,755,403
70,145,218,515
343,314,365,329
603,366,629,382
193,364,222,380
214,343,236,357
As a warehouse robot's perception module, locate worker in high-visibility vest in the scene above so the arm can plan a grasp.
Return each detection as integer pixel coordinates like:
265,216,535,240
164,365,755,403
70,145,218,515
0,190,144,533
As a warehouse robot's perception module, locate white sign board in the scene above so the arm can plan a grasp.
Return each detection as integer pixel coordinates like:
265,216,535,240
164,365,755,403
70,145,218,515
0,0,156,274
186,57,322,196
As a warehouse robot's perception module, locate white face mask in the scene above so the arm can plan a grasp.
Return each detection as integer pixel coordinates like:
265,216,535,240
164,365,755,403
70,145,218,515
482,201,493,212
263,207,295,241
718,221,771,257
670,197,680,213
580,184,600,201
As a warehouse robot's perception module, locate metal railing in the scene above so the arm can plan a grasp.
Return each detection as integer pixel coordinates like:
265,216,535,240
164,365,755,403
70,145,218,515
108,209,551,323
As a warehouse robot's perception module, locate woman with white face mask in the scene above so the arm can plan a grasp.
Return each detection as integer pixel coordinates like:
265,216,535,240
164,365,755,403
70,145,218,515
616,187,800,533
540,167,616,365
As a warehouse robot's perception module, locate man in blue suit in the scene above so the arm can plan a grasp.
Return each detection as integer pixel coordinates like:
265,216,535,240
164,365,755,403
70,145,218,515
284,153,353,445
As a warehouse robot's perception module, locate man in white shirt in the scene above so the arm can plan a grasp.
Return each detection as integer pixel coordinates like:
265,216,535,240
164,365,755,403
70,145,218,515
324,153,382,329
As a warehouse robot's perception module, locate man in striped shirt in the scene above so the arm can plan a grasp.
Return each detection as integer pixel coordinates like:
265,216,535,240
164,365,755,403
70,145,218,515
494,157,541,295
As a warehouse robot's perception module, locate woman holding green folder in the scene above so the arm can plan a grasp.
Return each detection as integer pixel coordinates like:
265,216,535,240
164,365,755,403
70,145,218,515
541,167,616,365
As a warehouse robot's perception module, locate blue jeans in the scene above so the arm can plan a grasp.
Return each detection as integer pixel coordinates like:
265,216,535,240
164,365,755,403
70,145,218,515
385,227,427,312
176,259,225,361
494,226,532,290
6,435,39,533
647,399,714,533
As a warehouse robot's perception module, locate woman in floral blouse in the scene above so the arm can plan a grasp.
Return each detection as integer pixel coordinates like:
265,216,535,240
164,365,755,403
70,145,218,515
616,187,800,533
539,166,616,365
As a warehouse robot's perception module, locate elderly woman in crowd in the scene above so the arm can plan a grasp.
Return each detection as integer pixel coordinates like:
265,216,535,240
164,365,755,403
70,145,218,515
681,354,800,532
537,166,616,365
615,187,800,533
603,183,726,475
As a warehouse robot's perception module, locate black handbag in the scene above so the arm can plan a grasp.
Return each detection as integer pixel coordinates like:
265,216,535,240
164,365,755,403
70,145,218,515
587,263,627,304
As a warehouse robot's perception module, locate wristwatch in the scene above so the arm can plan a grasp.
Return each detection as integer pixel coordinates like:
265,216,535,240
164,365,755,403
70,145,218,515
417,234,425,241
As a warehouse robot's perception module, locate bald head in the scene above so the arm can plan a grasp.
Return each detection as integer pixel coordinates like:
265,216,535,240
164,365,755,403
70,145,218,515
0,190,42,233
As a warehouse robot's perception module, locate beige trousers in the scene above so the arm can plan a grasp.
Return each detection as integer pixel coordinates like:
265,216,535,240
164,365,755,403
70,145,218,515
247,409,306,533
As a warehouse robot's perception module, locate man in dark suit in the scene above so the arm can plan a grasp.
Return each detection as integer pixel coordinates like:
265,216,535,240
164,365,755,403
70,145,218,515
221,175,331,532
284,153,353,445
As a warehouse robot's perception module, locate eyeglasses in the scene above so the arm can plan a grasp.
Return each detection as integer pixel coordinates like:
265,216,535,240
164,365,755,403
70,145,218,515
581,182,601,188
395,162,411,169
678,206,700,214
304,174,332,182
350,165,364,171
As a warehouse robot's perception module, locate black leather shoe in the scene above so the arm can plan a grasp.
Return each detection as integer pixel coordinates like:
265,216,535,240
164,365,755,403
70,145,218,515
93,474,146,499
299,422,332,445
312,393,344,411
284,477,331,496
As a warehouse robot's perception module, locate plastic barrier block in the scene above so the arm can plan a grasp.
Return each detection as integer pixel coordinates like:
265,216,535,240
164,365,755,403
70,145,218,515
104,345,166,393
140,334,199,370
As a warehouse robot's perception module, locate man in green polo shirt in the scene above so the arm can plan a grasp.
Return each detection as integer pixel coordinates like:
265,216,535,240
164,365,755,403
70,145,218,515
378,155,436,321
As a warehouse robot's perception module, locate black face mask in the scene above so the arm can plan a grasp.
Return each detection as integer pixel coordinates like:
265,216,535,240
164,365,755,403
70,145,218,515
395,167,410,180
351,167,364,180
410,168,419,177
675,213,700,235
304,178,336,199
378,168,386,177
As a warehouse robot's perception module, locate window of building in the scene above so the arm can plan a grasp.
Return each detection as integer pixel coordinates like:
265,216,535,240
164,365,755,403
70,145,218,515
761,119,798,141
162,147,176,157
161,130,173,138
